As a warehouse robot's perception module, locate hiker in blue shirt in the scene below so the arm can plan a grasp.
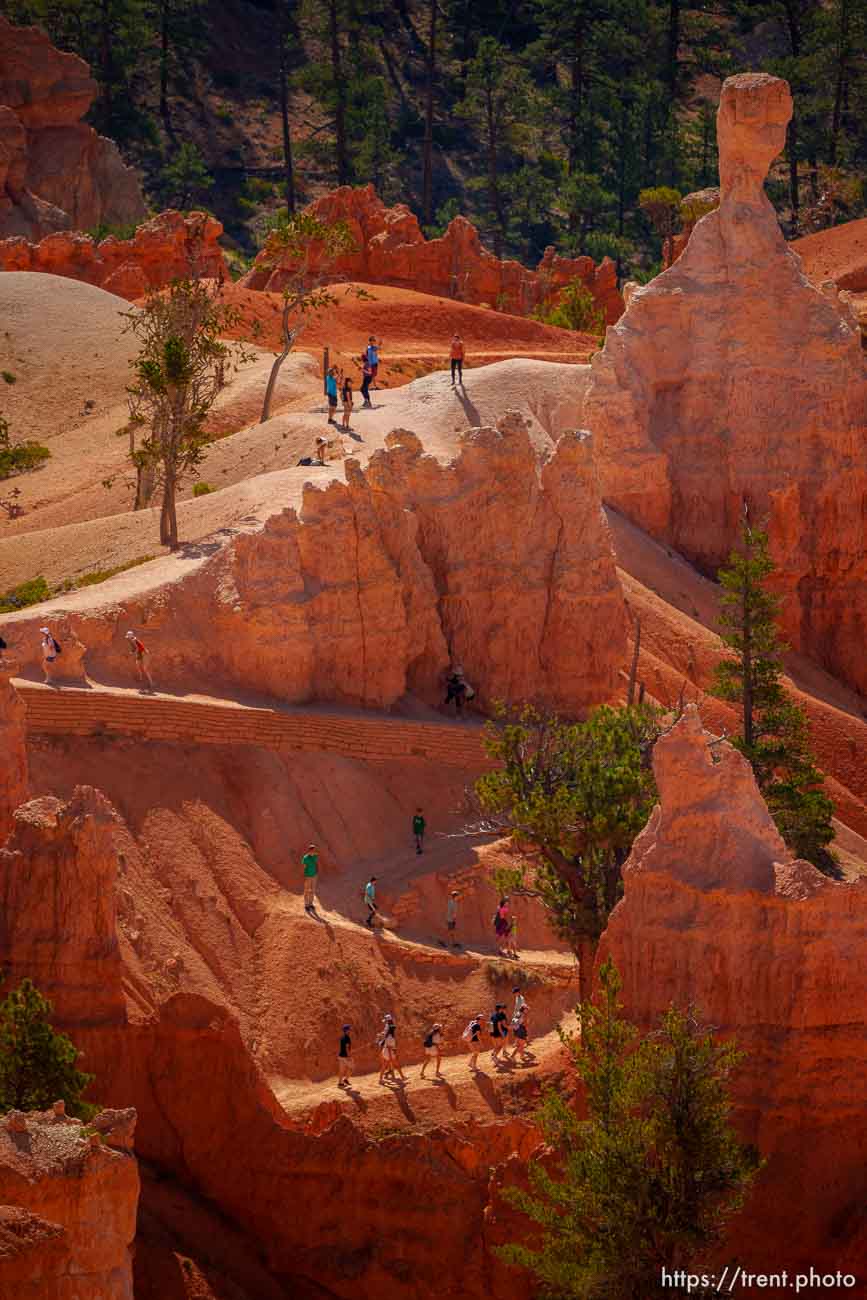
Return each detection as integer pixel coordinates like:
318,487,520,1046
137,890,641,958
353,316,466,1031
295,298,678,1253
325,366,339,426
365,337,379,381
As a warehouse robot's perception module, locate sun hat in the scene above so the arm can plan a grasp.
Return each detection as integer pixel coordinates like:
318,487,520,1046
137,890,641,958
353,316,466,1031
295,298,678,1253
39,626,50,634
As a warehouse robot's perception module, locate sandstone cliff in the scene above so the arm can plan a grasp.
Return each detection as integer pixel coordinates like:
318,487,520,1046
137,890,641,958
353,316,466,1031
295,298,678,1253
0,658,27,842
0,16,145,240
0,210,227,297
598,705,867,1277
5,417,627,714
584,72,867,696
0,1105,139,1299
242,183,624,324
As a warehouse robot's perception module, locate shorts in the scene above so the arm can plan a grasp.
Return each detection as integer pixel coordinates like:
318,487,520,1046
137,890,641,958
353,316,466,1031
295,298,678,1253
380,1045,395,1062
328,396,338,409
424,1045,438,1057
515,1024,528,1040
447,920,456,931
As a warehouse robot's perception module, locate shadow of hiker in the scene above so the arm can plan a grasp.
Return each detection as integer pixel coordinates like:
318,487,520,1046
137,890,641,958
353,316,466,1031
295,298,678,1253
382,1078,416,1124
306,907,334,939
344,1086,368,1113
454,385,481,428
469,1068,504,1115
431,1075,457,1110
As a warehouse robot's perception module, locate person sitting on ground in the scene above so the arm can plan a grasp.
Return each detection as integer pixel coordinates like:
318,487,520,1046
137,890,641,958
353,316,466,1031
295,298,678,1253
125,630,153,691
444,665,468,716
338,1024,353,1087
446,890,459,947
325,366,339,426
463,1013,484,1071
341,374,354,431
363,875,378,929
420,1022,444,1078
302,844,319,912
450,334,465,386
360,354,374,407
413,807,426,855
40,626,61,682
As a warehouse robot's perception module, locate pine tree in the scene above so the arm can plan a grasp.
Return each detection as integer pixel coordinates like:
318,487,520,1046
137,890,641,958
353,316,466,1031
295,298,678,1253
713,521,836,870
500,958,760,1299
0,980,94,1118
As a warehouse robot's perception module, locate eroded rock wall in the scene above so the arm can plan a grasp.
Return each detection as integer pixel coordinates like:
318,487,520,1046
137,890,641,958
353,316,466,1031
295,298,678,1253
6,419,627,714
598,706,867,1276
0,210,227,297
0,658,28,841
0,16,145,239
0,1106,139,1300
584,73,867,694
242,183,624,324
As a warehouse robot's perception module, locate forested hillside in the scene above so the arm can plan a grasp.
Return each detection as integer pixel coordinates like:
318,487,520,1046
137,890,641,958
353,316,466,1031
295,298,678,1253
2,0,866,275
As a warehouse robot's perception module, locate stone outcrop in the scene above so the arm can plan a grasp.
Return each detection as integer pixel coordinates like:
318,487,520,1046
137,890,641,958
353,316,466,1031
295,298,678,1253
0,16,145,239
0,209,227,297
242,183,624,324
598,706,867,1276
0,1106,139,1299
0,657,28,841
584,73,867,695
6,417,627,713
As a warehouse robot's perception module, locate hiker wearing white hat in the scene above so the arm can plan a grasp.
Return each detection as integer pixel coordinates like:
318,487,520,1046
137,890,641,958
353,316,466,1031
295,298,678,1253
125,630,153,692
40,626,60,682
420,1021,444,1078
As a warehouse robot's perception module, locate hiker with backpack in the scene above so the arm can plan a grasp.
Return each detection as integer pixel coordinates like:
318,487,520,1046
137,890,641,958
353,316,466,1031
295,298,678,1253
419,1022,444,1079
363,875,378,929
39,626,62,683
462,1013,484,1071
509,1005,532,1063
125,630,153,691
377,1013,405,1084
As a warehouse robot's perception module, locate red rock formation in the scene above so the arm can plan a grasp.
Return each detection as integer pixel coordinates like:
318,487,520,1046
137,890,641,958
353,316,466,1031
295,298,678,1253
0,1106,139,1298
0,658,27,842
598,705,867,1276
6,417,627,713
0,15,145,239
0,209,227,298
242,183,624,324
584,73,867,695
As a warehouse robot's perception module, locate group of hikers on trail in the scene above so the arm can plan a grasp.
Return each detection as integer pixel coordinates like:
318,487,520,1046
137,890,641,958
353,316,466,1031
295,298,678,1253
323,334,467,441
5,624,155,692
336,988,532,1089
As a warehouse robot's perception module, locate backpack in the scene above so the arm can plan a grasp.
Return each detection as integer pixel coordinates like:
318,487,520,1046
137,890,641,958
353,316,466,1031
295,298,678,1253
423,1031,434,1049
52,637,62,655
462,1021,476,1042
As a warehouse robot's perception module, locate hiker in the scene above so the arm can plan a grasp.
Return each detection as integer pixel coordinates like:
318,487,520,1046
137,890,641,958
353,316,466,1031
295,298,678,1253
420,1022,444,1078
509,1006,532,1063
450,335,465,386
341,374,354,430
494,897,511,955
325,366,339,426
413,807,426,855
315,435,328,465
364,875,378,928
462,1013,484,1070
338,1023,353,1087
360,354,374,407
513,986,528,1020
378,1013,405,1083
365,336,380,382
302,844,319,912
39,626,61,682
490,1003,509,1062
125,630,153,691
444,665,468,716
446,890,459,947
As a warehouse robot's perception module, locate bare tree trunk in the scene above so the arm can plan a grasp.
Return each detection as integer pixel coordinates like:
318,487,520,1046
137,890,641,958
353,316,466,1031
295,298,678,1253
577,934,596,1004
160,0,171,130
328,0,349,185
261,302,299,423
279,7,296,215
421,0,438,227
160,469,178,549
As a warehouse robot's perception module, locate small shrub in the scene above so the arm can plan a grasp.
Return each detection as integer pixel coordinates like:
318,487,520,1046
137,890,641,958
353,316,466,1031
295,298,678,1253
0,414,51,480
1,371,15,384
0,575,51,613
533,279,605,338
86,222,139,244
0,979,95,1118
192,481,213,497
484,962,545,989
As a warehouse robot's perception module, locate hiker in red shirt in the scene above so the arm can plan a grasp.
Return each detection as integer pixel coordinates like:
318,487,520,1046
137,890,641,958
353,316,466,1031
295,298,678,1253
450,335,465,386
126,630,154,691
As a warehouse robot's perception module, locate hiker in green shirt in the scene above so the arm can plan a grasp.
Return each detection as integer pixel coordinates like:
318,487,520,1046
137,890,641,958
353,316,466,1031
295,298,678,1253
302,844,319,912
413,808,426,855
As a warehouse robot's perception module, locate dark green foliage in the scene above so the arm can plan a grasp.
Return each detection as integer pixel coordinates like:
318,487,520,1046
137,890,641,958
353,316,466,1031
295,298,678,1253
0,980,95,1118
476,704,658,992
499,958,761,1299
192,480,212,495
1,372,16,384
0,576,51,613
713,522,836,870
158,142,213,209
533,279,605,338
0,415,51,481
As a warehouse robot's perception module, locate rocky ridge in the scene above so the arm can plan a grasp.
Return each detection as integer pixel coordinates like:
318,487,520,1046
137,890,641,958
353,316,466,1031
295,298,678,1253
0,16,145,240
